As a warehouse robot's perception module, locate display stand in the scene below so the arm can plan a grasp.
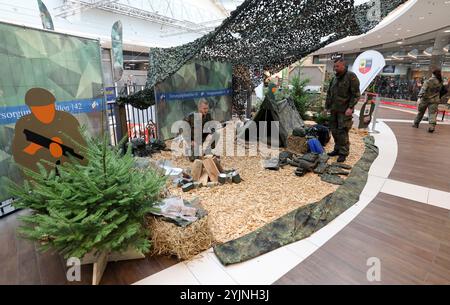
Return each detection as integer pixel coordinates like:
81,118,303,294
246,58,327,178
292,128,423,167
81,248,145,285
369,95,381,134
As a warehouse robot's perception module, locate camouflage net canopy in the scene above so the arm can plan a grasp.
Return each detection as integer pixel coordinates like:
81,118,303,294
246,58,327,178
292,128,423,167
120,0,407,110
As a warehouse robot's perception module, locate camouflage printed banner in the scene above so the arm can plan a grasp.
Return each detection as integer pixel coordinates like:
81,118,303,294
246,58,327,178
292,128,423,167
0,22,104,202
155,60,232,140
37,0,54,31
111,20,124,82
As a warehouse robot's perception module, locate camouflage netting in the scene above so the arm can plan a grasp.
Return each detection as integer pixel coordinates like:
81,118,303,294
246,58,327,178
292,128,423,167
213,136,379,265
118,0,408,110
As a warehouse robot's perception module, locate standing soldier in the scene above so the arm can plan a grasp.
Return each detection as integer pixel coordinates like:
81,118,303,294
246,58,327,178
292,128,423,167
413,68,445,133
12,88,87,174
325,58,361,163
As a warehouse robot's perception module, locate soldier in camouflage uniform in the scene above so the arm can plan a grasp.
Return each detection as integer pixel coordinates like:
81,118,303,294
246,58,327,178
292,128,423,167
413,68,445,133
325,59,361,163
184,99,217,161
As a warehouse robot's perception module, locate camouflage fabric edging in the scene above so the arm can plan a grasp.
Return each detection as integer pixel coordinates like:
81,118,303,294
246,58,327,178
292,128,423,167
213,136,379,265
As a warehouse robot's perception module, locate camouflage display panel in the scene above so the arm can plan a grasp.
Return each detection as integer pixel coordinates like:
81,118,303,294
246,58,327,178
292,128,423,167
0,22,104,201
214,136,379,265
155,60,232,140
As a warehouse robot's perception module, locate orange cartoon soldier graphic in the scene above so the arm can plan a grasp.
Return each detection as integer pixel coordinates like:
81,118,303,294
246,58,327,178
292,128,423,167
12,88,87,173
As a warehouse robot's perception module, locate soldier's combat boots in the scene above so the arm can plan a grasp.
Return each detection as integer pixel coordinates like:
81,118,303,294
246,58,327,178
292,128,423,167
337,155,347,163
327,151,339,157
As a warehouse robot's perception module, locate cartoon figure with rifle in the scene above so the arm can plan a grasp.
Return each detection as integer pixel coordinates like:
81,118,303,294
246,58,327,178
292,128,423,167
12,88,87,173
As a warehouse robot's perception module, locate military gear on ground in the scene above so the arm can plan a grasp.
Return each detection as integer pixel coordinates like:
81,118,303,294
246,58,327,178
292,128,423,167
213,137,379,265
25,88,56,107
297,159,319,172
293,127,306,137
318,154,330,164
287,159,300,167
279,151,293,162
295,167,306,177
231,171,241,184
306,124,331,146
131,138,147,157
414,75,443,128
300,153,319,163
263,158,280,170
327,166,350,176
321,173,345,185
331,163,352,170
182,182,195,192
307,138,324,154
326,69,360,157
314,162,328,175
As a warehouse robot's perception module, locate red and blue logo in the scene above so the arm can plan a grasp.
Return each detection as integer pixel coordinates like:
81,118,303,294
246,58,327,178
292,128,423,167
359,58,373,75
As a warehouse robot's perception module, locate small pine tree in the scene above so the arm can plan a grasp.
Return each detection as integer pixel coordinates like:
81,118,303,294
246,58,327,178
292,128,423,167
9,134,166,259
290,76,312,118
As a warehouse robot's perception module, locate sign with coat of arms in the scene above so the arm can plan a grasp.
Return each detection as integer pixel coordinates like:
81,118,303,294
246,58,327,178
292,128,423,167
352,50,386,94
359,59,373,74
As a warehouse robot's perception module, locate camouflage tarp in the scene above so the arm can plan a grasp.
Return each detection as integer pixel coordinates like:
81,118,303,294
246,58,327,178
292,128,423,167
120,0,408,110
214,136,378,265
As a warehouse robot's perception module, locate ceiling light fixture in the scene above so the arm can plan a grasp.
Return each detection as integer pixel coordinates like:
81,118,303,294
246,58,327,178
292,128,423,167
408,49,419,58
392,51,406,60
423,47,433,56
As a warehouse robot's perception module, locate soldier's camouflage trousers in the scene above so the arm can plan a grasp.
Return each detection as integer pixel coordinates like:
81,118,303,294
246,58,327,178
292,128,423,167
414,99,439,127
329,112,353,157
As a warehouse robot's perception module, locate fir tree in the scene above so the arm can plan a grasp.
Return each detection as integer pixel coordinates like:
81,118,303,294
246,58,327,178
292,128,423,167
9,134,166,259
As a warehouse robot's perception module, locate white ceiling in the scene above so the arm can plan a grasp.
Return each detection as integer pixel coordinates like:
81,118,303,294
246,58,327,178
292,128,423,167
314,0,450,55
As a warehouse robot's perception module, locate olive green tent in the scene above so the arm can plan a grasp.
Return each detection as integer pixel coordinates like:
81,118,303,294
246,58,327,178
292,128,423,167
238,95,304,147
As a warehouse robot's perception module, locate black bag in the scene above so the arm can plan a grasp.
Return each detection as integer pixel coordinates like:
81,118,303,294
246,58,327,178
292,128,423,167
307,124,331,146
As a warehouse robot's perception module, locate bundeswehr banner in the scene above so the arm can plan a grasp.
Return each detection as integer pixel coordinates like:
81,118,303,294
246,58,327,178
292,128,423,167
0,22,104,202
352,50,386,94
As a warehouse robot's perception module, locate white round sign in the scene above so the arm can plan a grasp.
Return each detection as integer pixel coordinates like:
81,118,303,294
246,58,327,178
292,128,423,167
352,50,386,94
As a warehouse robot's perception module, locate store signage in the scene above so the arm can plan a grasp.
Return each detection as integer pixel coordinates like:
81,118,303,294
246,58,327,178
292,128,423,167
352,50,386,94
331,53,343,61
